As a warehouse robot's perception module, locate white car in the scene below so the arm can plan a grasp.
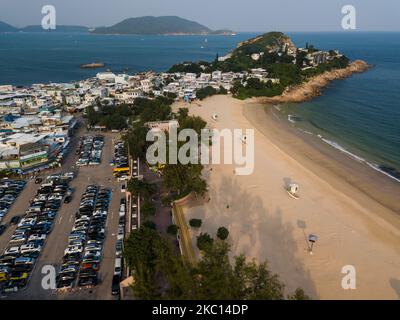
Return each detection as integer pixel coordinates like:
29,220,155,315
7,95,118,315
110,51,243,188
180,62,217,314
118,210,126,218
84,250,101,258
64,245,83,255
9,236,26,245
48,194,63,201
75,216,90,224
93,210,107,218
117,227,124,240
86,240,102,246
18,217,37,227
20,244,42,254
4,246,20,255
28,234,47,242
68,234,86,242
85,244,102,252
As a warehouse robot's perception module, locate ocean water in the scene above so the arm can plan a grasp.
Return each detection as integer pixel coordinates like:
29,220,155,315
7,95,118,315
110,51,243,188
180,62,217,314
0,32,255,85
0,31,399,180
282,32,400,181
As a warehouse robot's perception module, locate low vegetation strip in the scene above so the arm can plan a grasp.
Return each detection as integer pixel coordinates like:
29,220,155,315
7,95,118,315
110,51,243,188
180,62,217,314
172,202,196,265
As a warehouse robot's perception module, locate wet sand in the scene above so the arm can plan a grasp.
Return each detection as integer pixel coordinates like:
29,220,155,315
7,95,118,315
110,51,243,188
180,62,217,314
173,95,400,299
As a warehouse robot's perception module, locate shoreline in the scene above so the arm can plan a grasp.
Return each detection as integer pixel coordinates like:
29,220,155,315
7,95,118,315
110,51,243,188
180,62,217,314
257,60,371,104
175,94,400,299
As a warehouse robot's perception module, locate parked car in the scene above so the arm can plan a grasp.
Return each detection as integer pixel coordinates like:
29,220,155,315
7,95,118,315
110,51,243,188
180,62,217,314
0,224,6,235
10,215,22,225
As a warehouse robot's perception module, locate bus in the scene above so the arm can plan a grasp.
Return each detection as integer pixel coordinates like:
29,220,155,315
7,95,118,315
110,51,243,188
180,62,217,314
113,167,130,180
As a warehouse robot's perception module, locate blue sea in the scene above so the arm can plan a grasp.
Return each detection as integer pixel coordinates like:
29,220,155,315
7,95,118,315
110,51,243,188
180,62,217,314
0,31,399,180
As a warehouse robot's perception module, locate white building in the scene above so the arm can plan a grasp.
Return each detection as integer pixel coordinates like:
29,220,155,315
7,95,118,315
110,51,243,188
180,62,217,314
96,72,116,82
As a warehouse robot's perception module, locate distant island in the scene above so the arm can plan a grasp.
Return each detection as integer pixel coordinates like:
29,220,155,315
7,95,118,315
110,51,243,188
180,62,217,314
0,16,234,35
19,25,89,33
0,21,89,33
91,16,235,35
0,21,18,32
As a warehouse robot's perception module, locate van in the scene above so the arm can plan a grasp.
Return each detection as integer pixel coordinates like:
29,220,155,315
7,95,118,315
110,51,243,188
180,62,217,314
114,258,122,276
111,274,121,296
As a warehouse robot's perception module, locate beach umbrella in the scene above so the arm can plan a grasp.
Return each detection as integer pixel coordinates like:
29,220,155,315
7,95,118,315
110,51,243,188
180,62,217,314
308,234,318,254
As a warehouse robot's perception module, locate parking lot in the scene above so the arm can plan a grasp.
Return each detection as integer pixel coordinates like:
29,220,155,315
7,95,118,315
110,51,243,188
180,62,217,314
0,179,27,226
1,131,123,300
76,135,104,167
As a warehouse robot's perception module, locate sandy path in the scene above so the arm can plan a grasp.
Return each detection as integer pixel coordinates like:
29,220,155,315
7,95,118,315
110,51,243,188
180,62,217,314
173,95,400,300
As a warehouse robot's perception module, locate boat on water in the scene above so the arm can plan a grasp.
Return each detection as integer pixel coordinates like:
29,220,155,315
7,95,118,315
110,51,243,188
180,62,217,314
80,62,105,69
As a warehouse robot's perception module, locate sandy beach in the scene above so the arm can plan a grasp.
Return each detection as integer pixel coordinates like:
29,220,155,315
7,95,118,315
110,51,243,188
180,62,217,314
173,94,400,299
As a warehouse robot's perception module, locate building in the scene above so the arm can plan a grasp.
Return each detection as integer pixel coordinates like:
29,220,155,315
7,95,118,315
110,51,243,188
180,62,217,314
96,72,116,82
0,133,64,172
144,120,179,133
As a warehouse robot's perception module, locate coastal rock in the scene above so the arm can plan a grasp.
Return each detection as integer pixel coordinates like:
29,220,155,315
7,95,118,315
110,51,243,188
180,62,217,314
259,60,371,104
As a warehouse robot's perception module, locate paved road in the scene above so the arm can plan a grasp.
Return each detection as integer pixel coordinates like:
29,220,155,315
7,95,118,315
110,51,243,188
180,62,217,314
141,164,172,235
3,130,123,300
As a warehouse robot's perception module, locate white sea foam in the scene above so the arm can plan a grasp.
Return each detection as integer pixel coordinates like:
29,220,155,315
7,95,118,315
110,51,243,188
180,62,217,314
318,136,400,183
320,138,366,162
366,162,400,183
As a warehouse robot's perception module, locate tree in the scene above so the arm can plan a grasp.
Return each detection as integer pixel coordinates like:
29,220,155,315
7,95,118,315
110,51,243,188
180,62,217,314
124,124,148,159
197,232,214,252
219,86,228,94
162,163,207,197
128,178,155,200
288,288,310,300
142,220,157,230
124,228,309,300
179,115,207,135
176,108,189,123
189,218,202,228
167,224,179,236
217,227,229,240
141,199,156,218
123,227,165,299
196,86,218,100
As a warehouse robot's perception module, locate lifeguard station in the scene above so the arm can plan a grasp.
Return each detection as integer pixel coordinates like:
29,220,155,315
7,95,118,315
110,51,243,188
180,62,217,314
286,183,300,199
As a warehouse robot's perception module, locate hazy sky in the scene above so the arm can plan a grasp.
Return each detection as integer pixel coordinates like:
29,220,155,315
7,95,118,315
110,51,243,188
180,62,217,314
1,0,399,31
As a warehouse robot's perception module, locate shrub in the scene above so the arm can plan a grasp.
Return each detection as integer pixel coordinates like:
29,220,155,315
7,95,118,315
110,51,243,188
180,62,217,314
217,227,229,240
167,224,179,236
189,218,202,228
197,233,214,251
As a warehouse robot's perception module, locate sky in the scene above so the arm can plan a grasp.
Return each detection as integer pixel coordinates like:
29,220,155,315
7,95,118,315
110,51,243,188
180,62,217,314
1,0,400,31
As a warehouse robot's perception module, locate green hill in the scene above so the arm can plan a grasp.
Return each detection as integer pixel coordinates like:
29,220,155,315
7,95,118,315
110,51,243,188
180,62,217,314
20,25,89,33
92,16,233,35
169,31,350,99
0,21,18,32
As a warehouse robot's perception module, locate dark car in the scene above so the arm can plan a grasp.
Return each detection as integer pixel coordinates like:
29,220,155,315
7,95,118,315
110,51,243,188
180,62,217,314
34,177,43,184
78,275,98,287
10,215,22,225
64,195,72,204
0,224,6,235
111,275,121,296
